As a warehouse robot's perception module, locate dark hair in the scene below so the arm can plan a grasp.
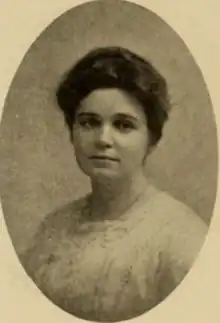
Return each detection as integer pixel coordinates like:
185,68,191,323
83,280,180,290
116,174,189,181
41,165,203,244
56,46,170,145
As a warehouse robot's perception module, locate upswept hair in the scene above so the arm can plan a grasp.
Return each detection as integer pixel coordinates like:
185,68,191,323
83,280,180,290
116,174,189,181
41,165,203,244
56,46,170,145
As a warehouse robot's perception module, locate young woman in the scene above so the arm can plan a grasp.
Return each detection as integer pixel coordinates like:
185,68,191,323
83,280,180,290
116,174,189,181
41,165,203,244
22,47,207,322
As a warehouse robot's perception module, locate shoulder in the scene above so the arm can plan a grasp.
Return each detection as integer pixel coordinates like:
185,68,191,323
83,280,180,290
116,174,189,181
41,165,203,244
135,185,207,252
146,187,207,269
39,194,89,234
20,194,89,271
149,187,207,240
148,189,208,300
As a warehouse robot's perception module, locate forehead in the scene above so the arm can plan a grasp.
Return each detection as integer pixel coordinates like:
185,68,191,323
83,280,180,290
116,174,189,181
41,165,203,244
78,88,146,119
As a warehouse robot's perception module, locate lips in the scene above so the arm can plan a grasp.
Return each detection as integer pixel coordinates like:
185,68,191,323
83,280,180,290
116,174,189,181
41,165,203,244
90,155,119,162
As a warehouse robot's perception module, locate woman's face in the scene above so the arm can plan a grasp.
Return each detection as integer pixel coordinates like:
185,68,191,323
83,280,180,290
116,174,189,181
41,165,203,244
72,88,150,181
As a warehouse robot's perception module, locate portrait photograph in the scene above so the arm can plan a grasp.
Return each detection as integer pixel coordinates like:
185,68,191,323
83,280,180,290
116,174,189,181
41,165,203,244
0,0,219,322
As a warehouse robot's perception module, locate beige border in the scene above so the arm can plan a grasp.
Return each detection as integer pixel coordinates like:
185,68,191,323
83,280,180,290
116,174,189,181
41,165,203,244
0,0,219,322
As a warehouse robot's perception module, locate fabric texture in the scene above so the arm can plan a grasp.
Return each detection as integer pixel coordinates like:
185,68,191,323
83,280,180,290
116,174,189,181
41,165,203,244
21,187,207,322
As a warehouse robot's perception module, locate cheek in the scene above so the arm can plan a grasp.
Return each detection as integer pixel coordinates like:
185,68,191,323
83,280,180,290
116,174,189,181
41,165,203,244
72,134,93,174
72,131,92,154
119,133,148,159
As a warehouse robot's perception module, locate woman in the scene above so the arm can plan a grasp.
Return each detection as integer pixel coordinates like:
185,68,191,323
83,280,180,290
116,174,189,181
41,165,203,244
21,47,207,322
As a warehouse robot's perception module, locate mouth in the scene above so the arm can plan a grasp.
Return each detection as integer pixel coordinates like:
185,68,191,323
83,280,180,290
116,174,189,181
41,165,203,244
90,155,119,162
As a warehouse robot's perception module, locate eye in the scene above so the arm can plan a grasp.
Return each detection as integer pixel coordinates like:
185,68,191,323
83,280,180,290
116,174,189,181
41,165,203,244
114,120,135,132
78,117,101,129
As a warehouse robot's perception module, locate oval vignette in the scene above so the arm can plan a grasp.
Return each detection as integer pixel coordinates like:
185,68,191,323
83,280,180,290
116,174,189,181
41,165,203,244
0,1,218,322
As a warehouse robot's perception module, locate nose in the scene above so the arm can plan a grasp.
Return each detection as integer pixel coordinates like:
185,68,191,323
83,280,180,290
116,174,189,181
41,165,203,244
95,125,113,148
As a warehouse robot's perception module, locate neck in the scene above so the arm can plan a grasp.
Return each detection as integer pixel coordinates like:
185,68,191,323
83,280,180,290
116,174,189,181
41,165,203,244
89,169,149,221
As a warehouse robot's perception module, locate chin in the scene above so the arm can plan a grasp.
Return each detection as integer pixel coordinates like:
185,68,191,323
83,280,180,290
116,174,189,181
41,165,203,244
88,168,123,182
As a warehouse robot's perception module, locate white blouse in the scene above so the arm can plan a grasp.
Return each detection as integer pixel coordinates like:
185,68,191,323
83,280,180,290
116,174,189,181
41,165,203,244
21,187,207,322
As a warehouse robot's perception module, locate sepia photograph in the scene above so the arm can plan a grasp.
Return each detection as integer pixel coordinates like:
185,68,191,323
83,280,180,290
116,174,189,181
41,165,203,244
0,1,218,322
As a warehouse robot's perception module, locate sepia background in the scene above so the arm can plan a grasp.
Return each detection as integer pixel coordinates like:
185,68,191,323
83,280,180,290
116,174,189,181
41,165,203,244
0,0,218,257
0,1,220,323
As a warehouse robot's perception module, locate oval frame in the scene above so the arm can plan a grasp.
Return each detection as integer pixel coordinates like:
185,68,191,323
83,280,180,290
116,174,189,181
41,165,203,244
0,1,220,323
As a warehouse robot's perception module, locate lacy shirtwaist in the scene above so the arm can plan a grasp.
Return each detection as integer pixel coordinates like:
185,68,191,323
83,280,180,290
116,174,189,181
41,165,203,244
22,187,207,322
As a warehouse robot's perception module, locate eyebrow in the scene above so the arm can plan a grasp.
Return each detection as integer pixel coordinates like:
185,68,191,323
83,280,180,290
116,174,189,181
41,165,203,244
114,113,139,122
77,112,139,122
77,112,99,118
